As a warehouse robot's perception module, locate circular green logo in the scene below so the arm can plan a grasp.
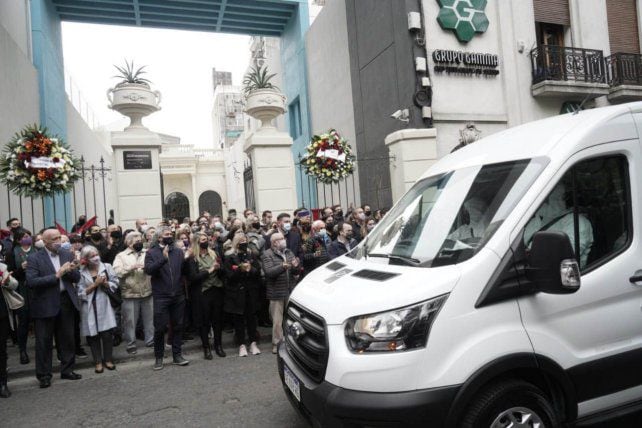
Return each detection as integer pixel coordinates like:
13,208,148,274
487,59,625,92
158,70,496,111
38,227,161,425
437,0,489,43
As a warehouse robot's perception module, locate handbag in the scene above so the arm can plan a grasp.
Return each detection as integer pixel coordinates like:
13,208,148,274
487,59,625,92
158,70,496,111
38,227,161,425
101,270,122,309
2,287,25,310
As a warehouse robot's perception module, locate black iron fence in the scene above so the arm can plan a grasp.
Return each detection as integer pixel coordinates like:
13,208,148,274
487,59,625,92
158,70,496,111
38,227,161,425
243,159,255,212
0,156,112,233
531,45,606,84
606,53,642,86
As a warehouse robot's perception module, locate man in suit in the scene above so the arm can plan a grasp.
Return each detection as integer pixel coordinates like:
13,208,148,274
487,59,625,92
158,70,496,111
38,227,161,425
26,228,82,388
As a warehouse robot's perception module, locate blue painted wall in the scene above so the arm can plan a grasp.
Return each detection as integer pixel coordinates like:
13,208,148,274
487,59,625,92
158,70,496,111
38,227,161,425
280,1,316,209
30,0,72,229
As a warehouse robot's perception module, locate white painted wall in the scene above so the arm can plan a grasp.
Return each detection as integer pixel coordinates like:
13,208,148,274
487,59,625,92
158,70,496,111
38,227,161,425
0,6,41,231
224,135,248,213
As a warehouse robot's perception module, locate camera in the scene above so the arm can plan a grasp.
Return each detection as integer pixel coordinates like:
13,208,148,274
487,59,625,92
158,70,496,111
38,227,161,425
391,109,410,123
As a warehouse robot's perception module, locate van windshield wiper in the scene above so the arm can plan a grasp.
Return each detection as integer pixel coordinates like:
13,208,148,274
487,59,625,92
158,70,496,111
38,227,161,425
367,253,421,266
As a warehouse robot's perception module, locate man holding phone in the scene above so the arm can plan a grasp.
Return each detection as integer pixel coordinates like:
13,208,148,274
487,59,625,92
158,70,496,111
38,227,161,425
26,228,82,388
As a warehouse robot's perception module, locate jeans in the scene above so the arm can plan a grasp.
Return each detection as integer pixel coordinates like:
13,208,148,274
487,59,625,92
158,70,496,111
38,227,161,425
122,296,154,349
269,299,287,346
153,295,185,359
87,330,113,364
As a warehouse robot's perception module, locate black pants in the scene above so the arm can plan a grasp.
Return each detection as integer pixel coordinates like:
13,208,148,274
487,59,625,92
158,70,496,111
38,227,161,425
34,292,76,380
74,308,83,352
200,287,224,349
16,282,30,352
153,295,185,359
0,316,9,381
233,289,258,346
87,331,113,364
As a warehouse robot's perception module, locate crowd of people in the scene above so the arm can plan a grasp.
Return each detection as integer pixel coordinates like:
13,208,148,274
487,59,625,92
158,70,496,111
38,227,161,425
0,204,386,397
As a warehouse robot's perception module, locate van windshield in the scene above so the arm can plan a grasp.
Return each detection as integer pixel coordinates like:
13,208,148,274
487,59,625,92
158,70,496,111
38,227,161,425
357,158,548,267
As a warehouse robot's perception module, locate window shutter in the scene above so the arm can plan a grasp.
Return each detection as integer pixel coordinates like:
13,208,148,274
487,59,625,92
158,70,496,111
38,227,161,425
533,0,570,26
606,0,640,54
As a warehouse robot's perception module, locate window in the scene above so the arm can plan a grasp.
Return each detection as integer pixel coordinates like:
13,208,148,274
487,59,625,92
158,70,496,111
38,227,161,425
361,159,547,268
524,155,631,270
289,98,302,139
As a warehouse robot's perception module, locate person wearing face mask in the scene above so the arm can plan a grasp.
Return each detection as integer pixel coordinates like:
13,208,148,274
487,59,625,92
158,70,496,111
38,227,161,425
2,218,22,257
86,225,108,254
7,229,34,364
224,233,262,357
302,220,330,274
264,213,304,261
77,246,119,373
262,233,299,354
349,207,367,243
0,263,19,397
26,228,82,388
113,232,154,355
185,232,226,359
328,223,359,260
333,205,345,223
71,215,87,233
34,234,45,250
103,225,125,265
362,204,372,219
144,226,189,370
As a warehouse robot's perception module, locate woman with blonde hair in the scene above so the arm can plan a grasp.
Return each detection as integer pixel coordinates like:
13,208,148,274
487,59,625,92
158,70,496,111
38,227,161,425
77,245,119,373
185,232,225,359
223,232,261,357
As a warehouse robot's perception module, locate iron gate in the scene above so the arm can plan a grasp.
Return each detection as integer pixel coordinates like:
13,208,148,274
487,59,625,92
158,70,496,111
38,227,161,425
1,156,112,233
243,159,255,212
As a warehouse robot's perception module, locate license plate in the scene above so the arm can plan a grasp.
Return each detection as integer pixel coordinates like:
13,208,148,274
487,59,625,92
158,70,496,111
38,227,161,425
283,364,301,402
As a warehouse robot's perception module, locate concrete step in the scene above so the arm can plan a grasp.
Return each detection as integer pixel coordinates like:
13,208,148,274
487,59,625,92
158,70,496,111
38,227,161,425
6,326,274,380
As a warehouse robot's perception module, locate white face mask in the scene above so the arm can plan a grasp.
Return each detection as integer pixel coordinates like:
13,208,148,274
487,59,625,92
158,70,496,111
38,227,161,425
283,222,292,233
35,240,45,249
318,229,327,237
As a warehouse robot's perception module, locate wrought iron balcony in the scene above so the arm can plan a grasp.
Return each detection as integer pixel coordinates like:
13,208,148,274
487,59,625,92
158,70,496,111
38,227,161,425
530,45,609,99
606,53,642,102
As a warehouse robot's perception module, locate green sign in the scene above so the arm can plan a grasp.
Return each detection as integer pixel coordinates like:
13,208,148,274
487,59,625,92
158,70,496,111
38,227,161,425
437,0,489,43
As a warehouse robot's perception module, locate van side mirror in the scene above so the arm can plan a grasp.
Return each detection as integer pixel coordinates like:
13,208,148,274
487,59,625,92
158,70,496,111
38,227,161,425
527,231,581,294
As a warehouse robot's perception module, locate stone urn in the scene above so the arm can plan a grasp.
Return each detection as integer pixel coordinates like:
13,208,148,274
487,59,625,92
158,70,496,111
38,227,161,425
107,83,161,130
245,88,286,132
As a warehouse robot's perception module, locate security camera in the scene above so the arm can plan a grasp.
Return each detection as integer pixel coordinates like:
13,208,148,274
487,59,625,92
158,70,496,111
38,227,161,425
391,109,410,123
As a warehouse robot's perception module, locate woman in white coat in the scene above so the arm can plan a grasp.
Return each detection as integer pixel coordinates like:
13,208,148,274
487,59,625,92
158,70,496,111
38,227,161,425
77,245,119,373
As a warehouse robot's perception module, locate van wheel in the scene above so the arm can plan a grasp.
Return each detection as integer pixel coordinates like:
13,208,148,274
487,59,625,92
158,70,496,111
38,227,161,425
460,379,560,428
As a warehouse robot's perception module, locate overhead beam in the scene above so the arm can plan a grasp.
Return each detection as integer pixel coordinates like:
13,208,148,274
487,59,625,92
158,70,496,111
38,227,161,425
215,0,228,32
133,0,141,25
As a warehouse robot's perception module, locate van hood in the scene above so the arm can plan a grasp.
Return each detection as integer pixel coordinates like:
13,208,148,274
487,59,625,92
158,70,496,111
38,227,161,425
289,257,461,325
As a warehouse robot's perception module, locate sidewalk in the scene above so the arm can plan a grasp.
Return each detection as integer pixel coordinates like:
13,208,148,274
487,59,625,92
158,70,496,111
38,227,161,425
6,326,273,380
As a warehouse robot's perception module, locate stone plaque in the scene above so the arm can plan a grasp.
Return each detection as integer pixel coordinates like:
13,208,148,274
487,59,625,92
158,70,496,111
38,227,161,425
123,151,152,170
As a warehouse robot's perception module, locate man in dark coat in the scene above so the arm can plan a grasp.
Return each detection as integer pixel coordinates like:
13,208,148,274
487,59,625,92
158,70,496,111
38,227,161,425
328,223,359,259
26,228,82,388
144,226,189,370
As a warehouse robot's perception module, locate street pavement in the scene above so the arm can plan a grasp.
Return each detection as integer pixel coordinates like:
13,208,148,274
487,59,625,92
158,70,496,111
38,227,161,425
1,329,307,427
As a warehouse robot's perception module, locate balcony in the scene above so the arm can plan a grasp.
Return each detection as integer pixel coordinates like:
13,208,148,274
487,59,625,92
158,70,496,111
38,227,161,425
530,45,609,100
606,53,642,103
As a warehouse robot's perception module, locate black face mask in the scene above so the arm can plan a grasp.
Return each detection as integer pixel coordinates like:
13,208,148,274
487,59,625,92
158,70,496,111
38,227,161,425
91,232,102,241
78,218,86,226
110,230,122,240
162,237,174,246
238,242,248,252
252,222,261,230
364,210,371,217
199,242,209,249
336,211,343,218
132,242,144,252
301,223,311,233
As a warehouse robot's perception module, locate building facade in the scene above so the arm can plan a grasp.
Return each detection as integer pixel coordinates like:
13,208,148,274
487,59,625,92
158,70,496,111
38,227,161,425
211,83,245,150
306,0,642,209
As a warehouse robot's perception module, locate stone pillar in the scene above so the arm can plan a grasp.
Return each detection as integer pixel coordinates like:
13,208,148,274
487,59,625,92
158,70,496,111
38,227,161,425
244,131,298,215
385,128,438,203
110,130,164,229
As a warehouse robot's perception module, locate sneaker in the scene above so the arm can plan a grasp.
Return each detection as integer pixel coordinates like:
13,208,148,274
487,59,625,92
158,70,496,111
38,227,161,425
126,347,137,355
75,348,88,359
164,343,171,350
249,342,261,355
153,358,164,371
238,344,248,357
272,345,278,354
172,355,189,366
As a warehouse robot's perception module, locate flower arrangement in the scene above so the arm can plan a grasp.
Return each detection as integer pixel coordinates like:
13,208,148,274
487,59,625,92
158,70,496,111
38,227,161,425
302,129,355,184
0,124,81,197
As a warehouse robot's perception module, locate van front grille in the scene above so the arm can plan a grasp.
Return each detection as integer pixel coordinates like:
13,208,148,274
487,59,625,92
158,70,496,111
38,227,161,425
284,302,328,383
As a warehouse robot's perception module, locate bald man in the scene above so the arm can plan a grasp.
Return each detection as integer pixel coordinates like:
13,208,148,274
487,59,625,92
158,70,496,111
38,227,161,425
26,229,82,388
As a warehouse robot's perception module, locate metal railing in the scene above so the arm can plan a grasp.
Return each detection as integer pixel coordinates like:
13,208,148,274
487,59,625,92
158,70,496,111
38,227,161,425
531,45,606,84
64,71,102,130
606,53,642,86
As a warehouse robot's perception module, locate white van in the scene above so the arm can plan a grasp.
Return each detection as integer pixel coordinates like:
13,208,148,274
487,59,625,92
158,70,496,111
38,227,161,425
277,102,642,427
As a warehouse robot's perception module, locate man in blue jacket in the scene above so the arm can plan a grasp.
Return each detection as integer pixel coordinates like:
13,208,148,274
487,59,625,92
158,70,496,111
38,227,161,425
144,226,189,370
26,228,82,388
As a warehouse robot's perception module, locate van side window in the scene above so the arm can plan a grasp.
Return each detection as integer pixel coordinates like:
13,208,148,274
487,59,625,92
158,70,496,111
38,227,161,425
524,155,630,270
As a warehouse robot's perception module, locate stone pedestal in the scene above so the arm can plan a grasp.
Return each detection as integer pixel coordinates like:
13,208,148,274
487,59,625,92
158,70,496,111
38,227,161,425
110,129,164,229
243,131,297,215
385,128,438,203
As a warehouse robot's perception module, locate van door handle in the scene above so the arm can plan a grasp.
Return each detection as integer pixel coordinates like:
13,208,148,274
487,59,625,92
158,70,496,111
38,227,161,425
629,271,642,284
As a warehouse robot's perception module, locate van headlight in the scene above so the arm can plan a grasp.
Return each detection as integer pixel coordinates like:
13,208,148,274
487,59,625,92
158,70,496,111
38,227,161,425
345,294,449,353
